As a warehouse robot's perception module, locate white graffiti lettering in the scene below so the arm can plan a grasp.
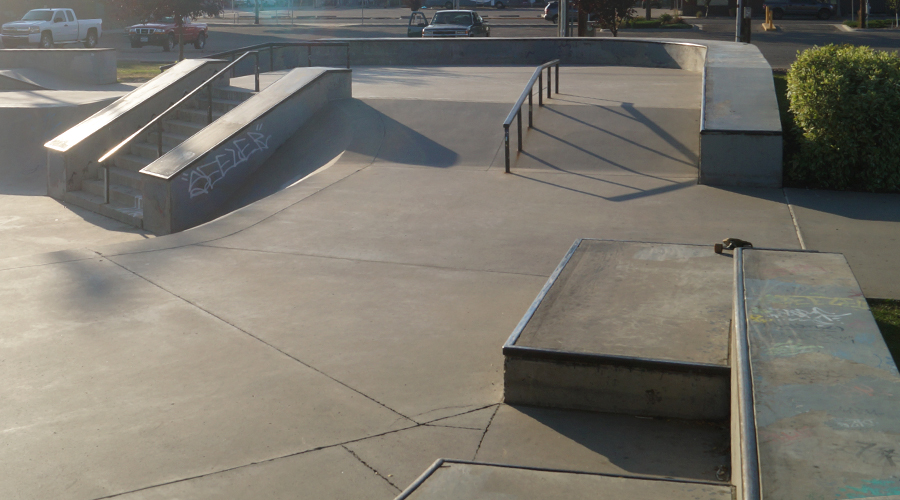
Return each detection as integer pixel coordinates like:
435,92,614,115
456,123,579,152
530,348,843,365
183,123,271,199
762,307,852,327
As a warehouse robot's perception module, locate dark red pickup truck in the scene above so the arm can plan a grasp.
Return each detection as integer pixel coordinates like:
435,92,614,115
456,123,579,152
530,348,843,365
126,16,208,51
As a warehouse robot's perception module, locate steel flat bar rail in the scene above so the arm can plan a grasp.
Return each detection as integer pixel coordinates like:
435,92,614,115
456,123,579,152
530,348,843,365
503,60,559,174
99,51,259,166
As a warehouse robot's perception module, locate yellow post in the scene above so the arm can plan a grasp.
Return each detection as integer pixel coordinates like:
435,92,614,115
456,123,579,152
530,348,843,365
762,6,775,30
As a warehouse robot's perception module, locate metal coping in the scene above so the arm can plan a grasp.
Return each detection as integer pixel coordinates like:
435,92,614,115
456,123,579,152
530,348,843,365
394,458,732,499
502,238,581,350
503,345,729,376
700,129,783,136
734,247,761,500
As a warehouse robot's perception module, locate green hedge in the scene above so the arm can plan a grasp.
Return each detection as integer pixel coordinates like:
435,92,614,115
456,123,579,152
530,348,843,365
787,44,900,191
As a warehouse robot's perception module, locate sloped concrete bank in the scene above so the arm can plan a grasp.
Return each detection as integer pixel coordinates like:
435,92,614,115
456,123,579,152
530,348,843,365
256,37,782,187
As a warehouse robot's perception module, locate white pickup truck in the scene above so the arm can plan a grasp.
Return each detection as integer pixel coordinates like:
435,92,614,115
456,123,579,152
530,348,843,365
1,9,102,48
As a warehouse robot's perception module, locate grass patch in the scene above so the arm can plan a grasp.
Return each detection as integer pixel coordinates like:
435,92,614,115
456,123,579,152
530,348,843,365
869,299,900,364
844,19,894,28
117,61,163,83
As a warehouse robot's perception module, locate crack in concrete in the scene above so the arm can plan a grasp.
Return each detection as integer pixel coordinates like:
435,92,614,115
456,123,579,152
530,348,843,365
194,243,550,279
472,405,500,461
342,445,402,492
100,251,417,425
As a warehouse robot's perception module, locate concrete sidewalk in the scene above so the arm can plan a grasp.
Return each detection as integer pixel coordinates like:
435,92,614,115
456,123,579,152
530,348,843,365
1,65,898,499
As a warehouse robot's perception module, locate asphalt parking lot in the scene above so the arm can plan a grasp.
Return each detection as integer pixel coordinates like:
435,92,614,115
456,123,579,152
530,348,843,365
5,6,900,69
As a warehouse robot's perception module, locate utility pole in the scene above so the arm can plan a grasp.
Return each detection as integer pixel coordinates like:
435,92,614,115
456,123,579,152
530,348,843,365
255,0,260,24
558,0,567,36
859,0,866,27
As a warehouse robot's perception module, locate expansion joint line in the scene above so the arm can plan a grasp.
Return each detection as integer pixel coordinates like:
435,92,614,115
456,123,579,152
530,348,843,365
97,252,416,425
782,189,807,250
342,445,402,492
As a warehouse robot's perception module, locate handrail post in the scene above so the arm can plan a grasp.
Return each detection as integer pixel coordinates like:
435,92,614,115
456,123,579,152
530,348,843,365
254,51,260,92
504,125,510,173
517,109,522,152
157,120,163,157
555,63,559,94
547,66,551,99
528,87,533,128
207,84,213,124
102,164,109,204
538,72,543,107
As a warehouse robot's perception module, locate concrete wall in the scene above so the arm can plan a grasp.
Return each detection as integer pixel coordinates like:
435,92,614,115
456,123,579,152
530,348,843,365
141,67,351,235
45,59,228,199
0,48,116,86
700,44,783,187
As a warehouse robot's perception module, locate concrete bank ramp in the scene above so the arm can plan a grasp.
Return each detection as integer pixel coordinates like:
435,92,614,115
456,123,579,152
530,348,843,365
190,66,703,225
396,460,732,500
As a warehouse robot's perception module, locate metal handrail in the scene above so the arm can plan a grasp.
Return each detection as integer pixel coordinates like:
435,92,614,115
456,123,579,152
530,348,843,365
503,60,559,173
734,247,762,500
99,50,260,166
159,41,351,73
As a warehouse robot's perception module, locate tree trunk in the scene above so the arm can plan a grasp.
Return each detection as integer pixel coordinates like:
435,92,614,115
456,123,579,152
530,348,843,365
645,1,651,19
178,31,184,61
577,7,587,35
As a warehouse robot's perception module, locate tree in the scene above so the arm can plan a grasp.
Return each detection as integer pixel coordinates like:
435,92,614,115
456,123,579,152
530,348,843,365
580,0,634,36
888,0,899,27
105,0,221,60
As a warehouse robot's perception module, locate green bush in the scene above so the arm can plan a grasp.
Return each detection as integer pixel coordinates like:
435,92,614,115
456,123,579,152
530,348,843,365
658,12,673,22
787,44,900,191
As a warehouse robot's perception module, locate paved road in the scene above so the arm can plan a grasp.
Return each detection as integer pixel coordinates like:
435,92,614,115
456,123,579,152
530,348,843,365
99,12,900,69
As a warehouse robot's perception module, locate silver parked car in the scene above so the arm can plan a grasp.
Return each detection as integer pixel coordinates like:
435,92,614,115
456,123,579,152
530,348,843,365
422,10,490,37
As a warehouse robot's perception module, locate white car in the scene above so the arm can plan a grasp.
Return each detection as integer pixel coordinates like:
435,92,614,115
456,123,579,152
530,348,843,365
1,8,102,48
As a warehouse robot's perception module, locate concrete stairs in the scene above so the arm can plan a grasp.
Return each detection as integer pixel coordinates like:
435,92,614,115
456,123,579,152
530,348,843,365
64,85,256,228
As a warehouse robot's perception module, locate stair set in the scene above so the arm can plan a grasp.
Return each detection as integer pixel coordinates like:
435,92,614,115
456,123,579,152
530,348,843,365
64,85,257,229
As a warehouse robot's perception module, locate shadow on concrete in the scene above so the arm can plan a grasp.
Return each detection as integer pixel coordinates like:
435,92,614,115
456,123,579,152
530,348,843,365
542,104,698,168
785,188,900,223
508,405,729,481
223,98,460,212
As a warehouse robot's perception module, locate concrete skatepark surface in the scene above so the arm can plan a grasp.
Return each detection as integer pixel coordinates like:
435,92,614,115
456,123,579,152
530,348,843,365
2,64,900,498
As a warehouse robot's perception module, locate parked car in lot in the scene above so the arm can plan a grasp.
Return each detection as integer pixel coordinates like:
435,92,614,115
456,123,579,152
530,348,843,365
423,0,508,9
126,16,208,51
422,10,490,36
408,11,428,36
1,8,101,48
763,0,835,19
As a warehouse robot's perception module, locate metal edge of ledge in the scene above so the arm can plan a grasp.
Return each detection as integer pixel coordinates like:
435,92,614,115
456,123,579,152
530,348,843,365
700,129,783,136
393,458,732,499
502,238,582,350
734,247,762,500
503,345,730,376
